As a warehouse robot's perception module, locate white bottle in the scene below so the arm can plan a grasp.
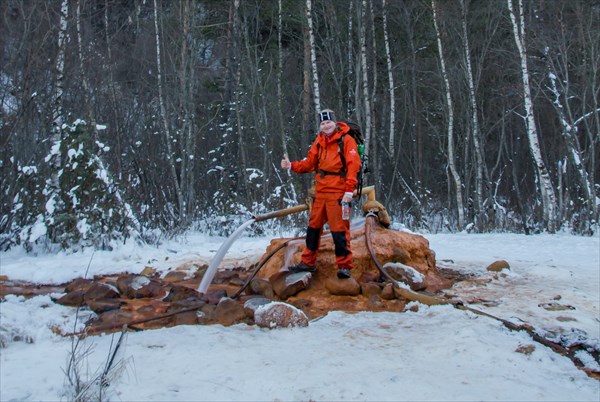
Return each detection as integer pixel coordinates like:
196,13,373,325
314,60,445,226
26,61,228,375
342,202,350,220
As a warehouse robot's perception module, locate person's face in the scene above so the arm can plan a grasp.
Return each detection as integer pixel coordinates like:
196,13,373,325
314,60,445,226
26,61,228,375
320,120,336,135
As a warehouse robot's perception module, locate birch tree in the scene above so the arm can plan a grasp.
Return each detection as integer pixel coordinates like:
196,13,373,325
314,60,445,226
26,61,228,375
306,0,321,116
459,0,489,228
359,0,372,155
432,0,465,230
382,0,395,154
507,0,557,232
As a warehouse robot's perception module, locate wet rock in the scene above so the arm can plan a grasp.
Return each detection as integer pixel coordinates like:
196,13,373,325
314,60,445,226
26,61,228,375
213,297,246,326
383,262,426,291
205,289,227,304
254,301,309,329
65,278,94,293
270,271,312,300
83,282,120,303
163,285,202,302
248,278,275,299
116,276,165,299
360,282,382,297
487,260,510,272
163,271,188,283
96,309,134,328
380,283,396,300
54,290,85,307
243,297,272,315
86,298,124,314
325,277,361,296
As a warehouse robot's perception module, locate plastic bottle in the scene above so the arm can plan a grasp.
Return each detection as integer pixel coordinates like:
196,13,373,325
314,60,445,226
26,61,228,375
342,202,350,220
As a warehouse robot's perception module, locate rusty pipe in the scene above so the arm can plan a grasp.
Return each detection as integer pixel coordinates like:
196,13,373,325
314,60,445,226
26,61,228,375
253,185,376,223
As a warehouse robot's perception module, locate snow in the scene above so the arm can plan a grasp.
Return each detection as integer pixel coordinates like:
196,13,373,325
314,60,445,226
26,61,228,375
0,231,599,401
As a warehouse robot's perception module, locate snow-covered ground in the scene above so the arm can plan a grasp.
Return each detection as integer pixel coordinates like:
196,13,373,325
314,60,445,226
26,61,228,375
1,230,599,401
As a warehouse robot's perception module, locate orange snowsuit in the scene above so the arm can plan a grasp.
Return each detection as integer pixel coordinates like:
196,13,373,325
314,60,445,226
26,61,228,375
291,122,362,269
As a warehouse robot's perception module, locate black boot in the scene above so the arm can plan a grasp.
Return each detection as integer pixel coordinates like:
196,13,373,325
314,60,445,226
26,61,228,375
337,268,351,279
288,262,317,273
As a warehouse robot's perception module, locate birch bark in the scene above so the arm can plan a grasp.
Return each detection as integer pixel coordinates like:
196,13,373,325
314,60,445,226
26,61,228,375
306,0,321,115
359,0,372,155
432,0,465,230
507,0,557,232
382,0,395,153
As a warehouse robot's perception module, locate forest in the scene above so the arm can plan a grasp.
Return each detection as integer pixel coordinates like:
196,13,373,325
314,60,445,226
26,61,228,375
1,0,598,250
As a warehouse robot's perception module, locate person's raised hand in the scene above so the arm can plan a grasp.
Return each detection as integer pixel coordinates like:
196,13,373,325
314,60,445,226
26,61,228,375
281,154,291,170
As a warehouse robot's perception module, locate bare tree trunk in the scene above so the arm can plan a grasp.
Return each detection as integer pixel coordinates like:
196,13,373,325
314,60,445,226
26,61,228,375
382,0,395,154
359,0,372,155
460,0,489,228
277,0,287,156
306,0,321,115
153,0,184,221
50,0,70,191
104,0,123,175
507,0,557,232
346,0,355,116
432,0,465,230
75,0,96,138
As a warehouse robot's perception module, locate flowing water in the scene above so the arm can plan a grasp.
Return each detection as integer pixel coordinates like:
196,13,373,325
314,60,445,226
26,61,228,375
197,218,256,294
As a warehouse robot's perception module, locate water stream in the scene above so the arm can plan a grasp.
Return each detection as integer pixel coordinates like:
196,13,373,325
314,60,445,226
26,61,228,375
197,218,256,294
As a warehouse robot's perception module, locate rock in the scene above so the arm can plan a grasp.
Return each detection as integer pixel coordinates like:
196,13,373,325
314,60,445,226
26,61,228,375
163,271,188,283
270,271,312,300
213,297,246,326
96,309,134,328
358,271,381,283
86,298,124,314
140,266,157,277
65,278,94,293
325,277,361,296
254,302,309,329
205,289,227,304
360,282,382,297
487,260,510,272
163,285,202,302
380,283,396,300
248,278,275,299
83,282,120,303
383,262,426,291
116,276,165,299
54,290,85,307
243,297,272,314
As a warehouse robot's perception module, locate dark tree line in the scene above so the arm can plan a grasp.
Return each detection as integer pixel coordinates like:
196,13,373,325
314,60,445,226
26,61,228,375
1,0,598,250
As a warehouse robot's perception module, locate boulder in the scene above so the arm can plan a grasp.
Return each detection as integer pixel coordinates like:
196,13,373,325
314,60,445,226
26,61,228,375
54,290,85,307
254,302,309,329
248,278,275,299
325,277,361,296
83,282,120,303
360,282,382,297
162,285,202,302
213,297,247,326
487,260,510,272
116,275,165,299
270,271,312,300
65,278,94,293
86,298,124,314
383,262,426,291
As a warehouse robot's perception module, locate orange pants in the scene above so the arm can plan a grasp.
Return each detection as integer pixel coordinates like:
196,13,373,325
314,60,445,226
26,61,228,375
300,194,353,269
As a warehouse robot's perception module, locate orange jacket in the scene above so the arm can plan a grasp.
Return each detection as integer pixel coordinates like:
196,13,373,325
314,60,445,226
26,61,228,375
291,122,361,194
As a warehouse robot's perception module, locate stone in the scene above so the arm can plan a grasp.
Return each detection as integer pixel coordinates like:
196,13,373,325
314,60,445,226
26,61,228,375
64,278,94,293
83,282,120,303
270,271,312,300
360,282,382,297
116,276,165,299
54,290,85,307
140,266,157,277
383,262,426,291
487,260,510,272
96,309,134,328
163,285,202,302
325,277,361,296
163,271,188,283
86,298,124,314
249,278,275,299
213,297,247,326
205,289,227,304
243,297,272,314
254,302,309,329
380,283,396,300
